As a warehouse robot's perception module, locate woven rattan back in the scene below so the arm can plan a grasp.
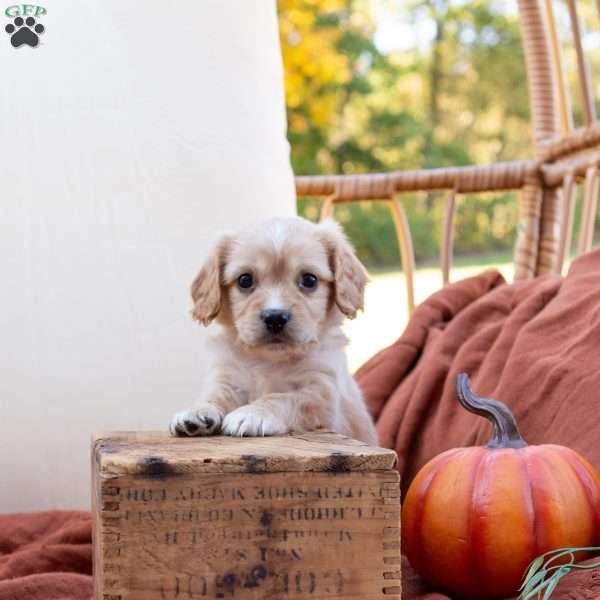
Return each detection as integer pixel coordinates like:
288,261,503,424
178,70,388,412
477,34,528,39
518,0,600,277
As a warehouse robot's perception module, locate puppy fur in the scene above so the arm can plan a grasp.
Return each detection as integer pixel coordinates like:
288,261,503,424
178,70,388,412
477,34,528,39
170,216,378,445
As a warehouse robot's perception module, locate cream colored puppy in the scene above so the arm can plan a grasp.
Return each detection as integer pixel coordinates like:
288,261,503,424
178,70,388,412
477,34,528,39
170,216,378,445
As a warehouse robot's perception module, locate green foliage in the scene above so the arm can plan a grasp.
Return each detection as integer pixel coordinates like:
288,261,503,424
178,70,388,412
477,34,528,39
299,191,518,265
520,547,600,599
279,0,532,267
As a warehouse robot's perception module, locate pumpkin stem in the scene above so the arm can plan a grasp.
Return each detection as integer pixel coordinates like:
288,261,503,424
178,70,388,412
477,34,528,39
456,374,527,449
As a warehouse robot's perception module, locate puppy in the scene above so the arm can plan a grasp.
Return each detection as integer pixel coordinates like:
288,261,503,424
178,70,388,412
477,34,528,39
170,216,378,445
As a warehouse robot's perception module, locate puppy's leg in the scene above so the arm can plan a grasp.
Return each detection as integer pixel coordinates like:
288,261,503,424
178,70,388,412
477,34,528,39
170,369,246,437
222,381,334,437
344,393,379,446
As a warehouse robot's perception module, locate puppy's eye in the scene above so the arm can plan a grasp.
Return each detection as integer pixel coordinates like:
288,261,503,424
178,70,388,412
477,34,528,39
238,273,254,289
299,273,318,291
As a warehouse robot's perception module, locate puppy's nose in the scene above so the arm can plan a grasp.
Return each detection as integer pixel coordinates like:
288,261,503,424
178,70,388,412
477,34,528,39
261,309,291,334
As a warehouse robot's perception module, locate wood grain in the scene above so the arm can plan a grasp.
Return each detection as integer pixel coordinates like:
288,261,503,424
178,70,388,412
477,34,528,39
93,432,400,600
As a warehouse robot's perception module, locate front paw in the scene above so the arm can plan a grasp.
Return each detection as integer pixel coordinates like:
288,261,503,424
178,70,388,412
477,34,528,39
222,405,288,437
169,404,223,437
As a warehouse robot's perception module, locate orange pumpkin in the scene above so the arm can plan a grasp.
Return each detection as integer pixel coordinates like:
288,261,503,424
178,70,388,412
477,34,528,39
402,373,600,600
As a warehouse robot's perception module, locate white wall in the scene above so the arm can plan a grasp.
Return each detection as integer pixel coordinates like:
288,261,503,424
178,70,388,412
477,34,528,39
0,1,295,511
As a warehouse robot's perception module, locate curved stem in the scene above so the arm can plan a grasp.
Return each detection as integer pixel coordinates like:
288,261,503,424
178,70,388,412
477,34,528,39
456,373,527,449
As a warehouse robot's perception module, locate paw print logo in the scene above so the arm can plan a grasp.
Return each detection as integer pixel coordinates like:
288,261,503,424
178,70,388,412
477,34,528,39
5,16,45,48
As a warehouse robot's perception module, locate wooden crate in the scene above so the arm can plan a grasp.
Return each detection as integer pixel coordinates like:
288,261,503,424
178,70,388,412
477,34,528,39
92,431,400,600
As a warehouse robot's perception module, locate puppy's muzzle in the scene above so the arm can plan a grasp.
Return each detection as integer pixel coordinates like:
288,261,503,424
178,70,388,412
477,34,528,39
261,309,291,335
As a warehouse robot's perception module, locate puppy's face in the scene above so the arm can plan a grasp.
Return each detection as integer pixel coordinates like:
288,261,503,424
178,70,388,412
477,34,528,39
190,217,367,357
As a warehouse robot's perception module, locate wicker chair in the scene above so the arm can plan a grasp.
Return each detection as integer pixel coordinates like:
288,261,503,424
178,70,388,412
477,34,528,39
295,0,599,314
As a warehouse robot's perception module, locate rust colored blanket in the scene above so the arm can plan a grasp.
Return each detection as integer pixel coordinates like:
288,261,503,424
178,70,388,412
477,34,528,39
356,249,600,599
2,252,600,600
0,511,91,600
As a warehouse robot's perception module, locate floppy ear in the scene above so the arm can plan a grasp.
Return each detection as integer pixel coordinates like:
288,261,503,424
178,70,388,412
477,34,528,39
318,219,368,319
190,236,231,326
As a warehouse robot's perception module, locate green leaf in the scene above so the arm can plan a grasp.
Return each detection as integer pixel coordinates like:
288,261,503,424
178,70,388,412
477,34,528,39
541,567,571,600
521,576,554,600
521,569,549,598
520,556,545,590
519,547,600,600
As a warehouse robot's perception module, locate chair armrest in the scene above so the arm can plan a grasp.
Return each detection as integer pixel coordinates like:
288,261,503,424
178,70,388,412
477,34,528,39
295,160,536,201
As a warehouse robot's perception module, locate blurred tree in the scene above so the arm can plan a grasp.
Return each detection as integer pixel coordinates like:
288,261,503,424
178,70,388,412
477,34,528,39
278,0,531,266
278,0,414,175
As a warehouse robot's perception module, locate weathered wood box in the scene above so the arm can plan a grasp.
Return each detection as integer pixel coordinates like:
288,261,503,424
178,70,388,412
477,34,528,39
92,432,400,600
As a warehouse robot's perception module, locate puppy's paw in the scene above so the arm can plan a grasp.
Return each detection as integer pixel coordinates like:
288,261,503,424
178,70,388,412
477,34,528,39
169,404,222,437
222,405,289,437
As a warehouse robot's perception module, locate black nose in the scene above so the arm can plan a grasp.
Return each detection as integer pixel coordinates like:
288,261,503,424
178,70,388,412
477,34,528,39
261,309,291,334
